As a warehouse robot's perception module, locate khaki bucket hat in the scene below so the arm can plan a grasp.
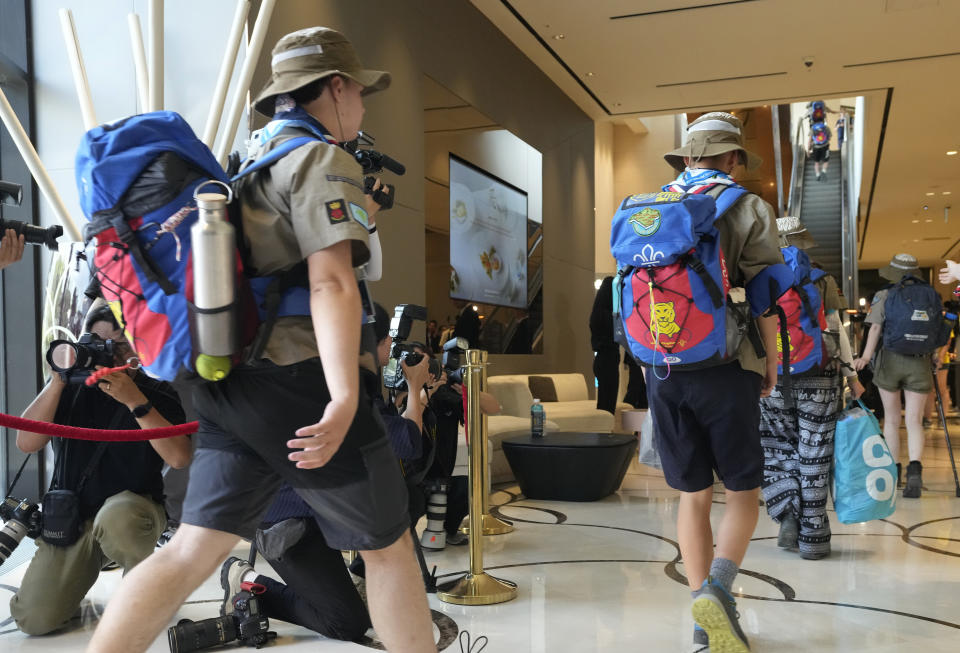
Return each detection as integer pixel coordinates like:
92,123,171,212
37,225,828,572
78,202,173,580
776,216,817,250
664,112,762,172
879,253,920,282
253,27,391,117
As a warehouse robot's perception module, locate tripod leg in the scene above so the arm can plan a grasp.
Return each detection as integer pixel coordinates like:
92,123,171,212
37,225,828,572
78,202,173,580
933,367,960,496
410,526,437,593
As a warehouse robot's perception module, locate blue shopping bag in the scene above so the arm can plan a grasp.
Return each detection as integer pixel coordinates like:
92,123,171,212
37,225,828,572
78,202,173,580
832,400,898,524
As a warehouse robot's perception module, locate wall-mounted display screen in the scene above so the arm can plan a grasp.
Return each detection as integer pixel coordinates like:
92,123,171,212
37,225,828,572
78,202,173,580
449,154,528,309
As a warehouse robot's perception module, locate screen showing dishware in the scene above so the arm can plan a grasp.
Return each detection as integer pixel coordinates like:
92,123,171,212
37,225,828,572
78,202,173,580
449,155,528,309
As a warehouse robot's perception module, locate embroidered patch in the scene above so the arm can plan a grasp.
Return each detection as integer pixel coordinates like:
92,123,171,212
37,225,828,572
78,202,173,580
348,202,369,229
628,207,662,236
326,199,347,224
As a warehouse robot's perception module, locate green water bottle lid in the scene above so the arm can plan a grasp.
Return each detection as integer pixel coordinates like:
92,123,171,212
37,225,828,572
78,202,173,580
196,354,231,381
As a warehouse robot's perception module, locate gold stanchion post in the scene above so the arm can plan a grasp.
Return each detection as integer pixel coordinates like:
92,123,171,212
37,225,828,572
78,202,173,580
460,353,513,536
437,350,517,605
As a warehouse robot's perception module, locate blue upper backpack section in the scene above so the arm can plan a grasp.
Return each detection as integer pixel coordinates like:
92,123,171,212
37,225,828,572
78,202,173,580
76,112,228,221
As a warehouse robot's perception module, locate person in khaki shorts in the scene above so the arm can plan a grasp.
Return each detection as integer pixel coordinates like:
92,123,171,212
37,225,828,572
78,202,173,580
855,253,933,497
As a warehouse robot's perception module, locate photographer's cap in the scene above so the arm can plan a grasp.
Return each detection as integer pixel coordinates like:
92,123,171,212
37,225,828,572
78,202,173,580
253,27,391,117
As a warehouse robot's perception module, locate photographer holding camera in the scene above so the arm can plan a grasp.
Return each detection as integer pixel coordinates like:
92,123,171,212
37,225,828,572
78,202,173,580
8,302,189,636
0,228,25,270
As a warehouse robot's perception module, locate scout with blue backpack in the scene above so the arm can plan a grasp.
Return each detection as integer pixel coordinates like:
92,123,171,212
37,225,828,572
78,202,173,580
610,172,794,375
773,245,830,375
881,275,949,356
75,110,333,382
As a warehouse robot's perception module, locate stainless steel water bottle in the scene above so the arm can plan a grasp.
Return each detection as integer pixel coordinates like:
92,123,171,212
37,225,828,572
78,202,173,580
190,181,236,381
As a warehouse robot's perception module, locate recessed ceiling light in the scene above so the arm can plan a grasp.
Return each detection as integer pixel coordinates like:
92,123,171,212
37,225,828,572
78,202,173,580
925,219,933,223
768,182,775,187
944,191,952,195
912,219,920,223
553,34,565,40
947,151,958,155
585,72,594,77
913,238,920,242
926,192,936,196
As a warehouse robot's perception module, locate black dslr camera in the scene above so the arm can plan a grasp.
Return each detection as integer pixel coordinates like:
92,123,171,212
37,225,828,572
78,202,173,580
342,132,405,210
0,497,42,569
0,179,63,250
442,337,469,385
382,304,440,391
167,587,275,652
46,332,115,384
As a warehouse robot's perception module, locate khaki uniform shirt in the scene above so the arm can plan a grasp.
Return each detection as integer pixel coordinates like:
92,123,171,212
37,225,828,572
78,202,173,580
237,127,370,366
715,192,785,376
865,288,888,327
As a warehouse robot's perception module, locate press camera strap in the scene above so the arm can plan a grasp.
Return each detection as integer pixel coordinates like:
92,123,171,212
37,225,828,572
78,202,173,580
5,455,31,496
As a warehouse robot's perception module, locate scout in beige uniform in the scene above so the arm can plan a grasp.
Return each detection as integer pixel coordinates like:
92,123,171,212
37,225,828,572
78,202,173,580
88,28,437,653
855,253,934,499
651,113,783,653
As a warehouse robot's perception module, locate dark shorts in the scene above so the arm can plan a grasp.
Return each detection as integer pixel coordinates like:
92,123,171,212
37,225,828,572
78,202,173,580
873,349,933,394
811,146,830,162
647,362,763,492
181,359,410,551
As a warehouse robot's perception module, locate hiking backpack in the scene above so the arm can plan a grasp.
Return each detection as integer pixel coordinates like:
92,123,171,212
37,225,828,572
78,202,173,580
881,276,944,356
811,122,829,148
75,111,319,381
810,100,826,123
774,246,829,375
610,183,790,371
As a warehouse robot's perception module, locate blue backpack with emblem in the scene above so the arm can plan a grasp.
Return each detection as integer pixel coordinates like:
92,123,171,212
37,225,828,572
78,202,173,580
882,275,944,356
76,110,322,381
775,246,829,375
610,182,792,372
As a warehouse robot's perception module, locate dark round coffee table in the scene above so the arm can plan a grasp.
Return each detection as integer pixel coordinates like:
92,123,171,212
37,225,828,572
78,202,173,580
501,431,638,501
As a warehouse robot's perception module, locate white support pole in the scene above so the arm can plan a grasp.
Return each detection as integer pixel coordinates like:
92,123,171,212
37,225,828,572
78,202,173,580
128,13,150,113
202,0,251,148
57,8,97,130
148,0,163,111
214,0,277,165
0,87,83,242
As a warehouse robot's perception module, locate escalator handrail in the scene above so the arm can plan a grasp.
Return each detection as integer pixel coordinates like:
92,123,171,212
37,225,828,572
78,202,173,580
788,117,806,217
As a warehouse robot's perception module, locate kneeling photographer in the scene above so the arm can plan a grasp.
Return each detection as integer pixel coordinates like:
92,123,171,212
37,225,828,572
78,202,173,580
8,302,189,636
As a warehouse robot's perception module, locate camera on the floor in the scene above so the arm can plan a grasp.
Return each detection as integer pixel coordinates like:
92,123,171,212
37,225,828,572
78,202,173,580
167,586,275,652
46,332,115,384
0,497,42,568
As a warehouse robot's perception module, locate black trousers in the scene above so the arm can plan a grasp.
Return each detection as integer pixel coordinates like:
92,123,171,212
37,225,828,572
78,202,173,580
623,356,648,409
257,520,371,642
594,348,620,414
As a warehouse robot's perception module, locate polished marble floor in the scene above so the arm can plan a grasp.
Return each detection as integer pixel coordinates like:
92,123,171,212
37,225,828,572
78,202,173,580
2,424,959,652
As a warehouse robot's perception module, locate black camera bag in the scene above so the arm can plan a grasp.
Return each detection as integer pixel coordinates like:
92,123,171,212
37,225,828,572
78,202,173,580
41,442,107,547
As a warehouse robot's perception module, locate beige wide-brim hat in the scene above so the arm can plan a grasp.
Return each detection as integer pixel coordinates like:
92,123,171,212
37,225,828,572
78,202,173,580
253,27,391,117
665,112,762,172
879,253,920,281
776,216,817,250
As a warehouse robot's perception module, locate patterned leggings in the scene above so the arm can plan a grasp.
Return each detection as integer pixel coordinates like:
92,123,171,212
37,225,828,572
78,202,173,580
760,375,842,557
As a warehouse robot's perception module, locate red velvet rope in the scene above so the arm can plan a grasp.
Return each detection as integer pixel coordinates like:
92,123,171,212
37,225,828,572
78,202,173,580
0,412,198,441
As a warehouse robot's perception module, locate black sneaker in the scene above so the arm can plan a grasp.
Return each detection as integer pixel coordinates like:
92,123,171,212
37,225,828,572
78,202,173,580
903,460,923,498
777,514,799,550
691,578,750,653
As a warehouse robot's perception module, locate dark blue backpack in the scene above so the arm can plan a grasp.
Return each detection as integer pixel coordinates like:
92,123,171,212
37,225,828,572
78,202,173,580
76,111,318,381
775,246,828,375
882,276,944,355
811,101,826,123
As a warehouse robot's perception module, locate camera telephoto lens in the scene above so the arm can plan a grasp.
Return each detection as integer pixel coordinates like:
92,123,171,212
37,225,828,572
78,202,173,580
0,218,63,250
0,520,29,567
167,616,237,653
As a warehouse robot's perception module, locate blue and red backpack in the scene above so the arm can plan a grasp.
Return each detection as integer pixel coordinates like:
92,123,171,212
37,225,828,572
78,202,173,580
611,181,792,372
774,246,828,375
75,111,319,381
811,122,829,148
810,100,826,123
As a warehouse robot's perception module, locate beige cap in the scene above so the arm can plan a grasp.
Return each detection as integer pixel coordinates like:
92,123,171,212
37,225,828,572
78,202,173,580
664,112,762,172
253,27,390,117
776,216,817,250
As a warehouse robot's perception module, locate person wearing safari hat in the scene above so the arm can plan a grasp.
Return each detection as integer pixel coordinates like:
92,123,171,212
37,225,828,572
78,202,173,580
87,27,437,653
642,111,784,653
758,217,863,564
855,253,936,500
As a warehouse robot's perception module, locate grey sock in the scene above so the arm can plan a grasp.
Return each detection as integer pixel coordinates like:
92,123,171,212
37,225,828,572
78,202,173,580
708,557,739,593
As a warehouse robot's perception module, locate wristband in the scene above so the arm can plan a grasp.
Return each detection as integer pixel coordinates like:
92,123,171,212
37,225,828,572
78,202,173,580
368,225,377,234
131,401,153,418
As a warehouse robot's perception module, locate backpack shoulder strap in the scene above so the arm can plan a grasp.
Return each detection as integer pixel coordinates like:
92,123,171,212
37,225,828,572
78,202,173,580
231,136,320,182
711,185,748,219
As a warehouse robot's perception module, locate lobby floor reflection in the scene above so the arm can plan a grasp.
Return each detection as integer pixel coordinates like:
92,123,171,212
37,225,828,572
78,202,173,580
1,427,959,652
